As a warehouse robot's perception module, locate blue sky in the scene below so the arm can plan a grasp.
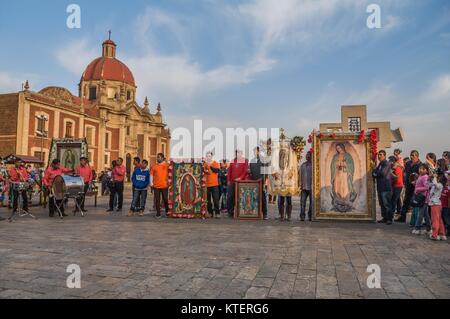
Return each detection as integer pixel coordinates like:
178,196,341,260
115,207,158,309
0,0,449,157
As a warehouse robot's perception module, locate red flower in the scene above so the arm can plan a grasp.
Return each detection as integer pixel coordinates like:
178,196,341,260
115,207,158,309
310,147,314,153
330,133,337,139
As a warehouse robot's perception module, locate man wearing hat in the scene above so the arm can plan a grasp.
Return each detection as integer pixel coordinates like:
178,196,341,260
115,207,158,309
75,156,93,213
8,159,30,215
43,159,73,217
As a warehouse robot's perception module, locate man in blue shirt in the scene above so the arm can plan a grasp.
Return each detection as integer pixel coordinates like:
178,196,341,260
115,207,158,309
129,160,150,217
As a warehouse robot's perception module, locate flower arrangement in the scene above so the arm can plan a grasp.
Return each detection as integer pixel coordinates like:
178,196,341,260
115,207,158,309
290,136,306,161
370,130,378,161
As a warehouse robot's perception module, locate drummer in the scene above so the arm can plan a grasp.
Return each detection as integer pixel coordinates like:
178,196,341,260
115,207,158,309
8,159,30,215
43,159,73,217
75,156,93,213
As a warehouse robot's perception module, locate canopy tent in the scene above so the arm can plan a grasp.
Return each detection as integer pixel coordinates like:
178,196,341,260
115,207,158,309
2,154,44,165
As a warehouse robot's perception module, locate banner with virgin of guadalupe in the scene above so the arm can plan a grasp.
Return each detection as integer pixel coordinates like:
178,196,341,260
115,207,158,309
312,133,376,221
267,141,299,197
168,161,207,219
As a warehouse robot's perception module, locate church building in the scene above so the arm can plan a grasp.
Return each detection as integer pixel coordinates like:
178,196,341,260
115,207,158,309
0,37,171,174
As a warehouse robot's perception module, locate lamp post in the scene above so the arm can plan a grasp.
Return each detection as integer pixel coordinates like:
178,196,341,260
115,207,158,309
35,115,48,165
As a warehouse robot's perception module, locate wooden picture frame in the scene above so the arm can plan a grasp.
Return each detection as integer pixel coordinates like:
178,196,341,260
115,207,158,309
234,180,263,220
312,133,376,222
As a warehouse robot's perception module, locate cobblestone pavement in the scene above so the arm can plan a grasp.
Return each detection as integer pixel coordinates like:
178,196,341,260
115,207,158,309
0,192,449,299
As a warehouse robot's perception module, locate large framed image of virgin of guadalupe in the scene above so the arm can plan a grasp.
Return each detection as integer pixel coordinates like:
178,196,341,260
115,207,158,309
168,161,207,219
234,181,262,220
312,133,375,221
48,138,89,170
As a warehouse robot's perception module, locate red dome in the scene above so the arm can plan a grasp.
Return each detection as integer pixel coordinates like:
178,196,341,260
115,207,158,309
81,39,136,87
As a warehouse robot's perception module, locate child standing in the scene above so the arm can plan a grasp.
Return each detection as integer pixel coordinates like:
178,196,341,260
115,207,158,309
129,160,150,217
428,173,446,241
412,164,430,235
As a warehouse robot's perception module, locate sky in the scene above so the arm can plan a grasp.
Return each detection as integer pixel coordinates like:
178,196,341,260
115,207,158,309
0,0,449,158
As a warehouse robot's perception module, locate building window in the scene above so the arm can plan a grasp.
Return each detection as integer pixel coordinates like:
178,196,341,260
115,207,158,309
104,153,110,166
348,117,361,132
127,91,131,101
65,122,73,138
35,113,49,137
34,151,45,161
126,126,130,136
161,143,166,155
105,132,110,149
89,87,97,101
85,126,95,146
88,151,93,163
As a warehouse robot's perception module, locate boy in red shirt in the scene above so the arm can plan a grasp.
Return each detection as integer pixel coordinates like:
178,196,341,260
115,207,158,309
389,156,404,218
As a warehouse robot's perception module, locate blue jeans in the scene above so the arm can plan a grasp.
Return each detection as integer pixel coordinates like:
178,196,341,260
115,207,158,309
378,190,393,221
442,207,450,231
131,189,147,212
300,190,312,220
415,204,431,231
391,187,403,215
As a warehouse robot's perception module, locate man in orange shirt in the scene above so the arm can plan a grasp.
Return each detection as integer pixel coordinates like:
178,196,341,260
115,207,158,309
204,152,221,218
75,156,93,213
9,159,30,214
150,153,169,218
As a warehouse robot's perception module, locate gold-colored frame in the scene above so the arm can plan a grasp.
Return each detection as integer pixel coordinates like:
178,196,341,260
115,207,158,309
312,133,376,222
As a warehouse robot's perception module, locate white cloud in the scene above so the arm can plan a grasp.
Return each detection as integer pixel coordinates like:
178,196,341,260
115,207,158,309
0,72,39,93
55,38,97,75
424,74,450,101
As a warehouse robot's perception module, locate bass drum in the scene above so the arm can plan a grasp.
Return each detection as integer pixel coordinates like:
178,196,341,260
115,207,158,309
52,175,84,200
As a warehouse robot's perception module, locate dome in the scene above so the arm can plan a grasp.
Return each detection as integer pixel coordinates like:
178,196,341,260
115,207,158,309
81,39,136,87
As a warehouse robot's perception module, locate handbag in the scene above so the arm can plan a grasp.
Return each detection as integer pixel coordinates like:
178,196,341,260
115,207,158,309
411,193,426,208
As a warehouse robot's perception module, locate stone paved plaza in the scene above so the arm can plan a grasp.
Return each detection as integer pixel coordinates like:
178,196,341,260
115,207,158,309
0,192,449,299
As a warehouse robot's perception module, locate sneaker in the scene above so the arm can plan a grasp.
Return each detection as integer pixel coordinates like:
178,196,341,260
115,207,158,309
127,210,134,217
377,219,387,224
106,209,114,212
411,229,418,235
215,214,221,219
139,211,144,217
440,236,447,241
429,235,438,241
263,216,269,220
156,214,162,219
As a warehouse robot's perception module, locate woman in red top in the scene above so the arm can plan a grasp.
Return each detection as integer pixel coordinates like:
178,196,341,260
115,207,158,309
389,156,404,217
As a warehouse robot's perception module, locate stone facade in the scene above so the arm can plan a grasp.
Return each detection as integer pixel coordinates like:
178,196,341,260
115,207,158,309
319,105,403,150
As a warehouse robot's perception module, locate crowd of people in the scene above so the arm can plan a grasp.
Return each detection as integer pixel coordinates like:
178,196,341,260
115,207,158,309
372,150,449,240
1,148,449,243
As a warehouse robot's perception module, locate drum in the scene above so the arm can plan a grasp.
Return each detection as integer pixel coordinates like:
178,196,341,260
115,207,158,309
11,182,30,192
52,175,84,200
